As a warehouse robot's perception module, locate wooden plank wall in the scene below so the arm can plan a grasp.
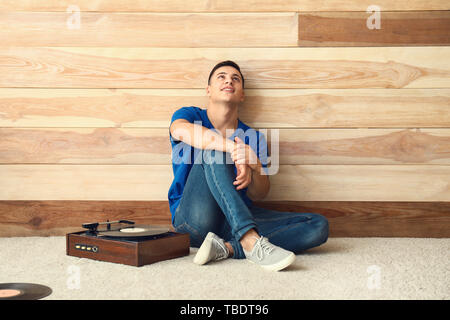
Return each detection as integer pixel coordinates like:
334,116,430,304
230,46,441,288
0,1,449,237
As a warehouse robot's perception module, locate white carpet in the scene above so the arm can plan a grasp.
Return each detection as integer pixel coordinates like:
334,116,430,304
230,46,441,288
0,236,448,300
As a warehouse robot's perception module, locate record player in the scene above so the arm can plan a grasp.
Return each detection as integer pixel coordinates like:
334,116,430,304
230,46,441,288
66,220,190,267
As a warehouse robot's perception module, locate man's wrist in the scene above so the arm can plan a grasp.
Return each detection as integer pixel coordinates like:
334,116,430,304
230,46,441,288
249,159,262,172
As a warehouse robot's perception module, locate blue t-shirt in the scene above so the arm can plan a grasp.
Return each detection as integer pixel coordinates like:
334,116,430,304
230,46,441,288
168,106,269,223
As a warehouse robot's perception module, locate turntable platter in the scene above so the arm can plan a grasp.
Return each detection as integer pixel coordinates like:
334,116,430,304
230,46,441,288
98,225,169,238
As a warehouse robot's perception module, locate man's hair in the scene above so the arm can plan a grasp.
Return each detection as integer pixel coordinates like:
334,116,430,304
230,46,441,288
208,60,245,89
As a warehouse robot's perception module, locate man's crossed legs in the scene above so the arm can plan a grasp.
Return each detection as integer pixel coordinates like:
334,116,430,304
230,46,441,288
173,149,329,271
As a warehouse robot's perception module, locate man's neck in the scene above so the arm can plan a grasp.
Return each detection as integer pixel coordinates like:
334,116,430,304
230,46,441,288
206,102,238,137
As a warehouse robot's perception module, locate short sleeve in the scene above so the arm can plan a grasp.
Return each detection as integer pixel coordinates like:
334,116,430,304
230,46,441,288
170,106,197,125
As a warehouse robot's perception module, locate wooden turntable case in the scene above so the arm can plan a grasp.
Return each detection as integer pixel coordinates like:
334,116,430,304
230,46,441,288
66,231,190,267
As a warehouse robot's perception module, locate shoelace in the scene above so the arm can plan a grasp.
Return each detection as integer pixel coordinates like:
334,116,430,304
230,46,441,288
213,238,229,260
253,236,274,261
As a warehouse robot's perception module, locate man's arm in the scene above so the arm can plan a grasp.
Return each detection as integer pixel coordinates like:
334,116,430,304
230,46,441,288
246,160,270,201
170,119,236,153
171,119,270,199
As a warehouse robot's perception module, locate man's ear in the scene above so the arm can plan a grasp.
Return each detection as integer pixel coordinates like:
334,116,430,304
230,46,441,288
240,90,245,102
206,85,211,97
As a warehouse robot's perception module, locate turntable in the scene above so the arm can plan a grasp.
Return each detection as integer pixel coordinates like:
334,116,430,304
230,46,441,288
66,220,190,267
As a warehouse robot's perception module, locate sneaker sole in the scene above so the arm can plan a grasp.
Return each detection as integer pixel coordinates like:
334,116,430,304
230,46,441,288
193,232,214,265
248,252,296,272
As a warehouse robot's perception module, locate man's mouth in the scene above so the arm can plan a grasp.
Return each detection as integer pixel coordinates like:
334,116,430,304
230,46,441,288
221,87,235,93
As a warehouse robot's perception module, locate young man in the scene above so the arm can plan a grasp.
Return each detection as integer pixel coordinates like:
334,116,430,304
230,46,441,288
168,61,328,271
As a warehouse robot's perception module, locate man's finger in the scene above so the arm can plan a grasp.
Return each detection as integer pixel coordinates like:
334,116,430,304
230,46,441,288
235,172,244,180
235,136,245,144
236,180,251,190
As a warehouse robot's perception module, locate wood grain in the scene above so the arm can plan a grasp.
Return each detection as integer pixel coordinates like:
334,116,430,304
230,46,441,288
256,201,450,237
0,1,448,242
1,88,449,128
298,11,450,46
0,200,171,236
0,165,448,201
277,129,450,165
0,128,171,164
1,128,449,165
0,200,448,237
1,0,449,12
1,47,448,88
0,12,298,47
267,165,450,201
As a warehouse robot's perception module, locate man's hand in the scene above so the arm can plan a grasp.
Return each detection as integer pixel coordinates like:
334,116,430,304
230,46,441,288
230,136,261,171
233,163,252,190
230,136,269,198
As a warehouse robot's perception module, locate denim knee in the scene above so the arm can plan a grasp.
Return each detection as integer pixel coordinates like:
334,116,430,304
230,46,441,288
199,149,233,166
174,207,225,248
313,214,329,246
193,209,225,237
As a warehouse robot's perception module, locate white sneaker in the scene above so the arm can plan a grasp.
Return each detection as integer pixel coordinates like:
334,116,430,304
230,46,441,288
193,232,229,265
243,236,295,271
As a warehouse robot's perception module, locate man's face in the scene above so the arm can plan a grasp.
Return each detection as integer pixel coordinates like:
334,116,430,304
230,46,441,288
206,66,245,105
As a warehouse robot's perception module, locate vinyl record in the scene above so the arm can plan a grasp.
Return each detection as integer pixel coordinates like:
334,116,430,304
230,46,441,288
98,225,169,238
0,283,52,300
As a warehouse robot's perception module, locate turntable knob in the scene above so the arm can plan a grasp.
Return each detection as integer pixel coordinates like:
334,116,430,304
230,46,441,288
92,246,98,253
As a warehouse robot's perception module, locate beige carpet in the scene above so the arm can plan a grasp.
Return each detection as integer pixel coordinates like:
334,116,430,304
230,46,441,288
0,236,448,300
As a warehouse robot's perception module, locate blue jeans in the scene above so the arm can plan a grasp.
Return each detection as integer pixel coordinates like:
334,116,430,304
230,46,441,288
173,149,329,259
